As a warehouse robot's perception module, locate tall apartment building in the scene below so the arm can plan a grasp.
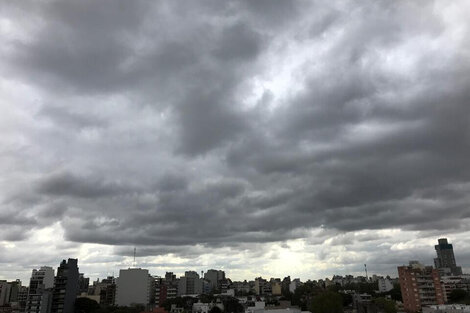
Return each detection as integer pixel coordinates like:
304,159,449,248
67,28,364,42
25,266,55,313
204,270,225,291
398,261,445,313
178,271,202,296
115,268,151,306
99,277,116,306
0,281,12,306
78,274,89,294
51,259,79,313
434,238,463,276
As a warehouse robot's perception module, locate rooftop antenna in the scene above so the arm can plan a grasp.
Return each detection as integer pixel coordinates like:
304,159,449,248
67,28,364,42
364,264,368,280
133,247,136,268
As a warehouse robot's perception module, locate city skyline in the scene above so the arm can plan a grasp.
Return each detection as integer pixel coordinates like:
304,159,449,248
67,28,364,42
2,0,470,289
1,238,467,285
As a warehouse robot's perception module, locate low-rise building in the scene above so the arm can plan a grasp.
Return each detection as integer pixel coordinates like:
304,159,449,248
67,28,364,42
423,305,470,313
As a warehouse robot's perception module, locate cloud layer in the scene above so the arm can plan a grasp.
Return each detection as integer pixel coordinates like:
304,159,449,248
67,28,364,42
1,0,470,282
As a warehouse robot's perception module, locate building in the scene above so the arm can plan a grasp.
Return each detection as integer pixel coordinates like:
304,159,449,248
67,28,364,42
87,276,115,306
254,278,270,296
204,270,225,292
99,277,116,306
352,293,374,313
434,239,463,276
270,279,282,296
17,286,29,312
178,272,202,296
115,268,151,306
51,259,80,313
423,305,470,313
378,278,394,293
440,275,470,303
26,266,55,313
398,261,445,313
78,274,89,294
0,281,12,306
289,279,301,294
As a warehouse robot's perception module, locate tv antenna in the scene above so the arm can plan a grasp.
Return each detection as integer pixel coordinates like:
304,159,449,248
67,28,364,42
133,247,136,268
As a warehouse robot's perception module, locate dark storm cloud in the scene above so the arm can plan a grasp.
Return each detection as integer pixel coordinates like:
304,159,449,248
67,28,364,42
1,0,470,278
37,171,131,198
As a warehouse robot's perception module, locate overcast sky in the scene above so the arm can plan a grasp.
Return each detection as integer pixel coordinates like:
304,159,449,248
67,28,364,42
1,0,470,284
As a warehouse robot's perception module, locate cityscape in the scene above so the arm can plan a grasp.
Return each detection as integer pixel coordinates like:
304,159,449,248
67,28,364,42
1,238,469,313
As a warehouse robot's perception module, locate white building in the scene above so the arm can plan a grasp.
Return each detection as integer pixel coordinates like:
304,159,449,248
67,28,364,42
377,278,394,293
289,279,301,294
423,305,470,313
26,266,55,313
115,268,151,306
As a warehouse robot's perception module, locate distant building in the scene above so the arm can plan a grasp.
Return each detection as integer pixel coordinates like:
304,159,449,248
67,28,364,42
99,277,116,306
352,293,374,313
440,275,470,303
423,305,470,313
0,281,12,306
78,274,89,294
204,270,225,292
270,279,282,296
378,278,394,293
51,259,80,313
398,261,445,313
25,266,55,313
434,239,463,276
254,278,270,295
17,286,29,312
115,268,151,306
289,279,301,294
178,272,202,296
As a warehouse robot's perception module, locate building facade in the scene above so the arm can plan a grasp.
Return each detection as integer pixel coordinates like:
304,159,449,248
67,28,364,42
178,272,202,296
115,268,151,306
434,239,463,276
51,259,79,313
26,266,55,313
398,261,445,313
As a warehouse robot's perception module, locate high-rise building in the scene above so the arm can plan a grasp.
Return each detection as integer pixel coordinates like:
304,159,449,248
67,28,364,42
204,270,225,292
17,286,29,312
51,259,79,313
78,274,89,294
434,238,463,276
115,268,151,306
398,261,445,313
26,266,55,313
178,271,203,296
0,281,12,306
97,277,116,306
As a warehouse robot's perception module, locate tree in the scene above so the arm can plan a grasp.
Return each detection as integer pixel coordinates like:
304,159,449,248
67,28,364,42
340,293,353,307
310,291,343,313
389,284,402,302
373,298,397,313
449,289,468,303
209,306,222,313
75,298,100,313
